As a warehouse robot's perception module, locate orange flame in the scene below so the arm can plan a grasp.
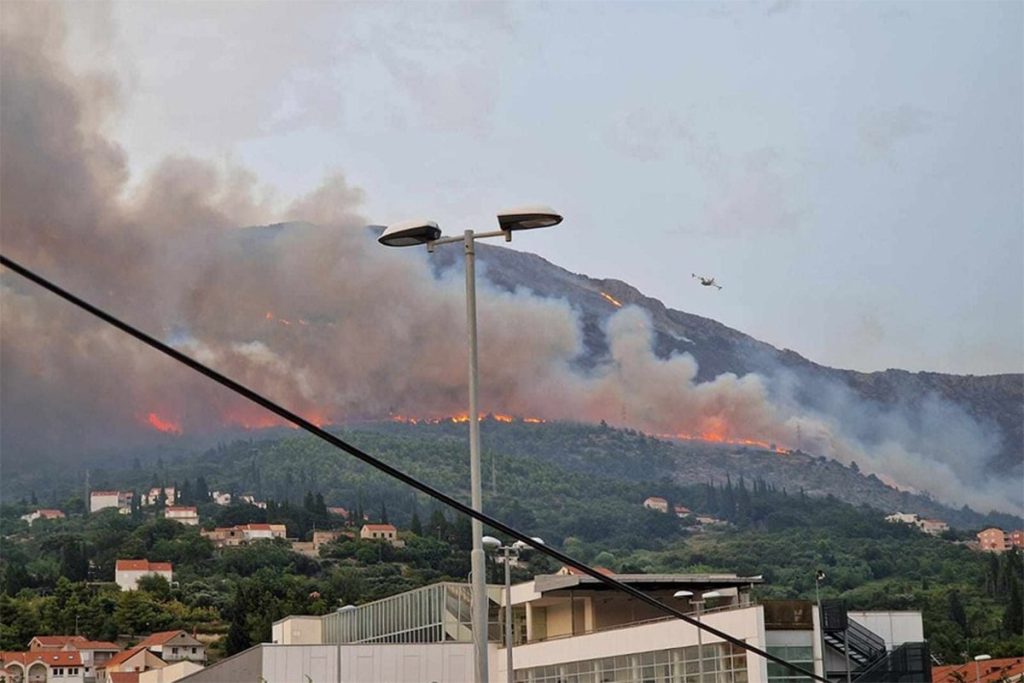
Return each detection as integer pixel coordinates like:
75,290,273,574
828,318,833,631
389,414,547,425
653,430,790,454
599,292,623,308
146,412,182,435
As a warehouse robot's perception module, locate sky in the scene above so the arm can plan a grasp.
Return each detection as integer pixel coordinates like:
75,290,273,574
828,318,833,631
63,0,1024,375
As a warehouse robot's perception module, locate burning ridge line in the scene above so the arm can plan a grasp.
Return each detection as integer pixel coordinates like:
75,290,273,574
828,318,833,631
0,252,826,683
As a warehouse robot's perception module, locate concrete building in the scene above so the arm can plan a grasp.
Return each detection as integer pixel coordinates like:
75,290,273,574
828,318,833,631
20,509,66,525
886,512,949,536
24,636,122,683
201,523,287,548
98,646,166,683
180,574,930,683
138,661,204,683
918,519,949,536
210,491,232,506
978,527,1010,551
90,491,133,514
115,559,173,591
163,507,198,526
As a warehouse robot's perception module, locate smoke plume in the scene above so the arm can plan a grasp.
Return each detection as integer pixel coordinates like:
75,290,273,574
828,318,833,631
1,3,1017,516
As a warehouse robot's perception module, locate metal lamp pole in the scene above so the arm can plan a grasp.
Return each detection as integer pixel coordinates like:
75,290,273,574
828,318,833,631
378,207,562,683
484,536,541,683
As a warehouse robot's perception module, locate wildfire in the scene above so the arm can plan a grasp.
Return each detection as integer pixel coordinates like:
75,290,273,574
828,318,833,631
221,407,329,430
389,414,546,425
654,431,790,454
146,412,182,435
599,291,623,308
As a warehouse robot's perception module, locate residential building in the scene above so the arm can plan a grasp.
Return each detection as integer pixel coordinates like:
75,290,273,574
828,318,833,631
673,505,692,517
885,512,920,525
26,636,122,683
359,524,402,546
20,508,66,525
978,527,1010,551
90,491,133,514
643,496,669,513
237,494,266,509
142,487,176,507
918,519,949,536
1011,530,1024,548
210,491,232,506
201,523,287,548
0,651,85,683
183,573,931,683
98,646,166,683
932,656,1024,683
136,631,205,664
163,507,198,526
115,559,173,591
293,529,350,557
327,506,349,519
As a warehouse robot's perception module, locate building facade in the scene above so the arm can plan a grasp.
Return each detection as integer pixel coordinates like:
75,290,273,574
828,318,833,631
163,507,199,526
115,560,173,591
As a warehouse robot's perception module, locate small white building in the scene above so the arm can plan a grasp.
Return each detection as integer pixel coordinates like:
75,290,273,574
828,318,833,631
164,506,199,526
360,523,402,546
0,650,85,683
143,486,177,506
115,559,173,591
211,491,232,506
137,630,207,664
20,508,66,525
90,490,132,514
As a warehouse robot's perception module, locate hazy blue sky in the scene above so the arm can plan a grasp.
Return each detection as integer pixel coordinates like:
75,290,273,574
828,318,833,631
73,0,1022,375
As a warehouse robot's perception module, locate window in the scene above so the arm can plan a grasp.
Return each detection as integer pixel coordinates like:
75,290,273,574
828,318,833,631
54,668,64,676
172,647,179,654
191,647,196,654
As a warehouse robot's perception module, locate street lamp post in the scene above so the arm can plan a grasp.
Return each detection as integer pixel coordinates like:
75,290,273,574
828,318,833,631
674,590,723,683
815,570,826,678
483,536,543,683
974,654,991,683
379,206,562,683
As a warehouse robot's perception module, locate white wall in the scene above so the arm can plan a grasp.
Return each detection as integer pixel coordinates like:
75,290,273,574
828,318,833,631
256,644,477,683
849,612,924,649
139,661,204,683
272,617,323,645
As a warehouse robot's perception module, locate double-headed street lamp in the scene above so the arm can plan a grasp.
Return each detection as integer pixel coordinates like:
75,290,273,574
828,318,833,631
379,206,563,683
483,535,544,683
674,589,724,682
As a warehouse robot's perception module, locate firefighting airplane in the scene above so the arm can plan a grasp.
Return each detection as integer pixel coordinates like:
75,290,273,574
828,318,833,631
691,273,722,290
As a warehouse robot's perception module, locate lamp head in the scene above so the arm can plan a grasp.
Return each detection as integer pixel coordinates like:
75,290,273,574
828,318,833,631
497,205,562,232
673,590,695,599
378,218,441,247
702,590,723,599
481,535,502,550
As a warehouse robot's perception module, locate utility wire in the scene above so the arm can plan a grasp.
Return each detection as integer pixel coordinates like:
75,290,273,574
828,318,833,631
0,253,827,682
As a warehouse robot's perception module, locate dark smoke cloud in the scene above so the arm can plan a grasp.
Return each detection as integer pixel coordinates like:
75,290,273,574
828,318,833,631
1,3,1018,516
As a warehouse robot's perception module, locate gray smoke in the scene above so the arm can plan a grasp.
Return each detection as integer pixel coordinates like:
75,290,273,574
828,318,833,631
1,3,1018,516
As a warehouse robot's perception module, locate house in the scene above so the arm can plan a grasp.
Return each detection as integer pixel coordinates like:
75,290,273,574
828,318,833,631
136,631,206,664
25,636,121,682
201,523,287,548
0,650,85,683
326,506,349,519
142,487,176,506
90,491,133,514
978,527,1010,551
673,505,692,518
293,529,350,557
210,491,232,506
885,512,920,525
642,496,669,513
163,506,199,526
918,518,949,536
115,559,173,591
237,494,267,509
98,645,166,683
359,523,402,546
20,508,66,525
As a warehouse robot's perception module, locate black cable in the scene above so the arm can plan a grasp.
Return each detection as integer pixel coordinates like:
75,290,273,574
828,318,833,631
0,253,827,682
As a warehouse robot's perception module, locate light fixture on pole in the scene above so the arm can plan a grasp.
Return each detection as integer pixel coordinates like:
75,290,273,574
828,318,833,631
483,535,543,683
379,205,562,683
815,569,826,679
674,589,723,682
974,654,991,683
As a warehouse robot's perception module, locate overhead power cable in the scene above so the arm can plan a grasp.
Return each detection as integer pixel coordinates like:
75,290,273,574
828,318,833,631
0,253,827,682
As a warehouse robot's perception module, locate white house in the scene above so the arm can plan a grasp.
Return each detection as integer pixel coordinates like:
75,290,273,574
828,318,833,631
164,506,199,526
115,559,173,591
90,490,132,514
642,496,669,513
0,650,85,683
137,630,206,664
143,486,177,506
211,490,232,506
20,508,66,525
360,523,402,546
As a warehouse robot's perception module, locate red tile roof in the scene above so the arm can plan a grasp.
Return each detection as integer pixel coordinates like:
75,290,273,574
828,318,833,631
69,640,120,651
103,645,147,669
362,523,397,532
137,630,183,648
109,672,141,683
933,657,1024,683
36,509,66,519
29,635,86,648
0,651,83,666
115,559,172,572
165,506,196,513
90,491,122,496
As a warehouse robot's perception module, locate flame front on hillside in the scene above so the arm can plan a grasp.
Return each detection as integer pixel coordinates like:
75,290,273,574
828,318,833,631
600,292,623,308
